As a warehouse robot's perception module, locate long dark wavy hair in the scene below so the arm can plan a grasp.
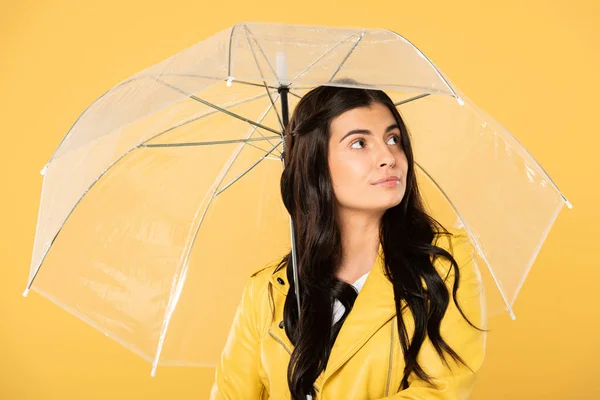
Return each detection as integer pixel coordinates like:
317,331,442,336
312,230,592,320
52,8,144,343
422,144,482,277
277,80,486,399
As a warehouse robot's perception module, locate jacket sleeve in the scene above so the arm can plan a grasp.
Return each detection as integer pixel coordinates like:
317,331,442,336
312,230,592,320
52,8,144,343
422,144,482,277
376,229,488,400
210,274,266,399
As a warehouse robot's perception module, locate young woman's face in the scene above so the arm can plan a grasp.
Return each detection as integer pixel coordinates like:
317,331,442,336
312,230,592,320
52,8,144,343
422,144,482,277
328,102,408,214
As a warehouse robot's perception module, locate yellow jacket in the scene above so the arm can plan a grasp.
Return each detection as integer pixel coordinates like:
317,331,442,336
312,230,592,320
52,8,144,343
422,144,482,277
210,228,487,399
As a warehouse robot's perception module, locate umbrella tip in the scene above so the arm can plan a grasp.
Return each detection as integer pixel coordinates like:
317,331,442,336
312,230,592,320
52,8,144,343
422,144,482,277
565,199,573,209
22,288,29,297
40,164,48,176
509,309,516,320
276,51,290,86
456,96,465,106
226,76,234,87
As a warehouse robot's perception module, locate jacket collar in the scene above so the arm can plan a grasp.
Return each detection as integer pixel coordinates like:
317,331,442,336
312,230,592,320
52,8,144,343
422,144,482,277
267,245,403,388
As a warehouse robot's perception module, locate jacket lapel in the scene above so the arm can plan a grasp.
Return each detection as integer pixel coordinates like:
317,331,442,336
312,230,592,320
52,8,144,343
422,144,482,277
266,247,403,388
318,249,400,385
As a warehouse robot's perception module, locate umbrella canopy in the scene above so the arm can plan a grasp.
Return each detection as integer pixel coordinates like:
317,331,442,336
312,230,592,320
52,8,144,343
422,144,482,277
24,21,571,374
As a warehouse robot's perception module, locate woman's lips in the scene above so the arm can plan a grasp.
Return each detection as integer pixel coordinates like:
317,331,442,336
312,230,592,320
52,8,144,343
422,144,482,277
372,178,400,187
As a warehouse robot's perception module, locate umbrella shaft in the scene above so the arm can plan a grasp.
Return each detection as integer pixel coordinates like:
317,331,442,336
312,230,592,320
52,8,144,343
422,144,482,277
277,85,301,319
278,86,290,128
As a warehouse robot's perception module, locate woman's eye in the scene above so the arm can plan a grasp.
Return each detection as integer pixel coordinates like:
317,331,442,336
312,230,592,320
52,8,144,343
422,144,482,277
351,139,366,149
387,135,400,145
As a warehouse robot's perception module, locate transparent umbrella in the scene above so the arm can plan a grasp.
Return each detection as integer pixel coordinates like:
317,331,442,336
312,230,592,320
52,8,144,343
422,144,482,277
23,21,572,375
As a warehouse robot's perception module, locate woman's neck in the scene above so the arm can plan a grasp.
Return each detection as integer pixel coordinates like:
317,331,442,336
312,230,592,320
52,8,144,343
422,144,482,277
336,208,382,284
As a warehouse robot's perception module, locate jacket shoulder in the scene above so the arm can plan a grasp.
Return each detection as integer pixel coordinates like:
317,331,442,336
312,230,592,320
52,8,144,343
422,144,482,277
432,227,477,278
250,258,285,281
433,227,471,254
241,258,286,305
232,259,285,338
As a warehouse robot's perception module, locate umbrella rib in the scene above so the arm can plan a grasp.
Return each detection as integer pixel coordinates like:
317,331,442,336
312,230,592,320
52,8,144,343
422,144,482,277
25,146,143,293
240,28,284,131
414,160,515,319
394,93,431,106
213,140,282,198
229,79,281,90
234,91,282,155
238,26,285,132
289,31,364,84
243,92,283,155
288,90,302,99
210,91,286,195
225,26,283,90
385,28,459,99
141,135,282,148
246,141,281,156
141,91,278,151
465,104,572,208
227,24,237,78
262,81,284,131
145,91,268,138
129,90,281,154
285,88,432,107
159,73,281,90
242,24,279,82
140,94,281,155
155,78,281,135
327,31,365,82
40,75,284,171
287,83,448,94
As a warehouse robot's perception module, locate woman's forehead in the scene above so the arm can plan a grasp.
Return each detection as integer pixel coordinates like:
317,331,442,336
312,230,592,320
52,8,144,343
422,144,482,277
330,104,397,137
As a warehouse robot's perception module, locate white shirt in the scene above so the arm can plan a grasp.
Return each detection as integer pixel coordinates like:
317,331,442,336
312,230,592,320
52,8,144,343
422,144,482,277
306,270,370,400
332,271,370,325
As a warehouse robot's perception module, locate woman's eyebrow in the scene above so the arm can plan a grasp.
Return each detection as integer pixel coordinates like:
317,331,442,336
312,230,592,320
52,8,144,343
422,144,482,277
339,123,399,142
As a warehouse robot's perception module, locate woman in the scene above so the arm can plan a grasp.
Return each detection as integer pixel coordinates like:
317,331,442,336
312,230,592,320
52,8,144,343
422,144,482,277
210,81,488,399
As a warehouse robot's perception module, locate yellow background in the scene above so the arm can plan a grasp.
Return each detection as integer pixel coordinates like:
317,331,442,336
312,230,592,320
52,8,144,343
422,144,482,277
1,0,597,398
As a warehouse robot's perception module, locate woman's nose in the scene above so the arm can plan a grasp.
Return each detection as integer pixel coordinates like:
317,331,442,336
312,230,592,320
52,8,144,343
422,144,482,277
377,144,396,168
